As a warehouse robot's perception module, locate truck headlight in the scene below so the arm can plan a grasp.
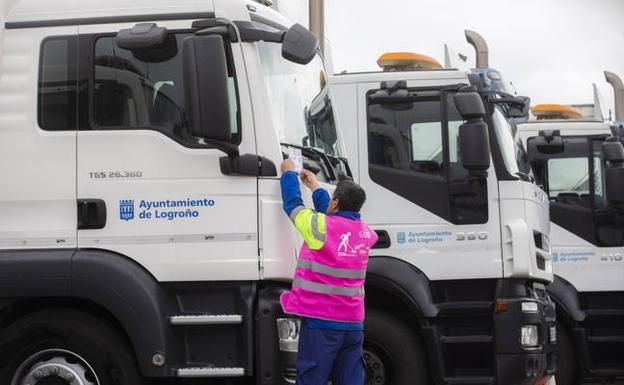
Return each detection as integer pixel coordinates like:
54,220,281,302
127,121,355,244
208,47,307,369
277,318,301,352
521,325,539,347
542,234,551,253
521,301,539,313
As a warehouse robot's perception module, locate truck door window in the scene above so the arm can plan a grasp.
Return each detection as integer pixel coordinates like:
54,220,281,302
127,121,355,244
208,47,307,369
369,96,442,174
547,157,590,203
367,89,488,224
532,135,622,247
38,36,78,131
88,33,240,146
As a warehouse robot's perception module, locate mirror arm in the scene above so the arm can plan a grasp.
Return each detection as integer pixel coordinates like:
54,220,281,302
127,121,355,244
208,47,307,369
196,21,286,44
204,139,240,157
233,21,285,43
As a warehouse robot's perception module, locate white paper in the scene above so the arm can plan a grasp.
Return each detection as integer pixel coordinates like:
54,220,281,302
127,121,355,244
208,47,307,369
286,147,303,173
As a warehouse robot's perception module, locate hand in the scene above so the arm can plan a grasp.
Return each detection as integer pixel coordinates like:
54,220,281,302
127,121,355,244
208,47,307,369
300,169,320,191
281,158,296,173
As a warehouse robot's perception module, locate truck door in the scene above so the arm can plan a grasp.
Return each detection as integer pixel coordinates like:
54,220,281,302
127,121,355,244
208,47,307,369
75,25,259,282
0,27,78,253
358,82,502,280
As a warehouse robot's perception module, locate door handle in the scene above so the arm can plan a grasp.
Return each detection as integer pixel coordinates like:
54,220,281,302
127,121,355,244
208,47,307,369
372,230,391,249
77,199,107,230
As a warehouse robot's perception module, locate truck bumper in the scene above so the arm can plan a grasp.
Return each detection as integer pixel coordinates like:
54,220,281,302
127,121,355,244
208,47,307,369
493,289,557,385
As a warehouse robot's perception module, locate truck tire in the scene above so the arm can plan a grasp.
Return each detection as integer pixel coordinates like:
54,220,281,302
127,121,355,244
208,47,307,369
0,308,143,385
364,309,430,385
555,323,579,385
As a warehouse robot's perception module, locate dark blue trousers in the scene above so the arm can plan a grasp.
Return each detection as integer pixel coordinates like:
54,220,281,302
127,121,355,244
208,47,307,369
296,320,365,385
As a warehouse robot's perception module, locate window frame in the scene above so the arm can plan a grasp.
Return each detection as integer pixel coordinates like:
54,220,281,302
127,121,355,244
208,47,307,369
37,34,79,131
529,133,623,247
366,84,489,225
77,30,242,148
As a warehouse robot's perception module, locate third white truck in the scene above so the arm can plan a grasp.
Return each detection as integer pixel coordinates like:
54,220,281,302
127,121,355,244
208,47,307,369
518,72,624,385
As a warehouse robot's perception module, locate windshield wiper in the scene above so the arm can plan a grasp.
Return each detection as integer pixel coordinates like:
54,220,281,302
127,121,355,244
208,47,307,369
281,142,337,181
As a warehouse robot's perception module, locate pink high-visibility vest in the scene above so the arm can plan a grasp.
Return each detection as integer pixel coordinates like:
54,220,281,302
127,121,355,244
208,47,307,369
280,215,378,323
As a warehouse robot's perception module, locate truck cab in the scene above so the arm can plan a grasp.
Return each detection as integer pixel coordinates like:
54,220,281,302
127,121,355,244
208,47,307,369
329,51,555,385
517,73,624,384
0,1,352,383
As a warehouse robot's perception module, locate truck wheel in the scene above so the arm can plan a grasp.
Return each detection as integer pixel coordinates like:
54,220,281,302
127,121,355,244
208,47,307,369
0,309,143,385
364,309,430,385
555,323,579,385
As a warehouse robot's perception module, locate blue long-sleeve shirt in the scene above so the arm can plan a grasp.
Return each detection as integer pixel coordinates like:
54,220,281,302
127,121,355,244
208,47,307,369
280,171,363,331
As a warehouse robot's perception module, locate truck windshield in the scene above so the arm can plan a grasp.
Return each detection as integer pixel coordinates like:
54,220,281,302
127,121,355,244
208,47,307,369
491,107,534,180
258,41,343,157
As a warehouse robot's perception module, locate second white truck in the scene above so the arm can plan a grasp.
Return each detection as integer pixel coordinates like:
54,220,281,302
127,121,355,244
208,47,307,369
330,46,556,385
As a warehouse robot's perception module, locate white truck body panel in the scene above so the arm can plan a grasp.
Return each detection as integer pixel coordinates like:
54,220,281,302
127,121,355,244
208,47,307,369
0,0,322,283
0,24,79,250
550,222,624,292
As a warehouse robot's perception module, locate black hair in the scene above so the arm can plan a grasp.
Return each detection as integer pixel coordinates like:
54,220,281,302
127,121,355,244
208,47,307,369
333,180,366,212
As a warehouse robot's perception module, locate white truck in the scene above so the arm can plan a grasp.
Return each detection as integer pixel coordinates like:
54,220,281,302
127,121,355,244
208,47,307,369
328,35,556,385
518,73,624,385
0,1,560,384
0,0,359,384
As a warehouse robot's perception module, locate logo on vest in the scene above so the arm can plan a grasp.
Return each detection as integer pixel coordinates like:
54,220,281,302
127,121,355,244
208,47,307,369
338,232,369,257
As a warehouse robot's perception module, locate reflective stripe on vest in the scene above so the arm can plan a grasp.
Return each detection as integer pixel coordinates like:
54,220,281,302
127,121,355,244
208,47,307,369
310,214,326,242
289,206,306,222
293,278,365,296
297,258,366,279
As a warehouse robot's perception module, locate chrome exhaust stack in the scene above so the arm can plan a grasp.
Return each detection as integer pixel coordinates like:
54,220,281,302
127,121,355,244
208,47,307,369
605,71,624,122
465,30,489,69
309,0,325,56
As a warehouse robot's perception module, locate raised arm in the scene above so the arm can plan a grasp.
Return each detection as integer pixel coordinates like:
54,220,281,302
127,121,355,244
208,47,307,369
280,161,327,250
301,170,331,214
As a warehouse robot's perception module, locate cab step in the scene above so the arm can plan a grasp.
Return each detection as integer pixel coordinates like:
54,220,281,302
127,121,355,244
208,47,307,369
169,314,243,325
440,335,493,344
586,335,624,343
177,366,245,378
444,376,495,385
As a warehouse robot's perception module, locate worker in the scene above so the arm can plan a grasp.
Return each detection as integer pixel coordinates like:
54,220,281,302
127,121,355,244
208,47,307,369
279,158,378,385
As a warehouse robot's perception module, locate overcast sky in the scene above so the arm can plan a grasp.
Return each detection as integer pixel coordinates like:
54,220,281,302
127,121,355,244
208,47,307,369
2,0,623,116
326,0,624,118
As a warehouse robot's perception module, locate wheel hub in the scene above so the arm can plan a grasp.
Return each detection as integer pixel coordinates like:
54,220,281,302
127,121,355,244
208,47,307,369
364,349,386,385
12,349,99,385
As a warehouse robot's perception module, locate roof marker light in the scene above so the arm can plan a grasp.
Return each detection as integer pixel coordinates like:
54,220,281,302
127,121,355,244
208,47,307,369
531,104,583,120
377,52,443,71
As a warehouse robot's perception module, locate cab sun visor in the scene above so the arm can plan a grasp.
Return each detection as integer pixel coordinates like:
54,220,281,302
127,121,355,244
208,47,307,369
533,130,564,154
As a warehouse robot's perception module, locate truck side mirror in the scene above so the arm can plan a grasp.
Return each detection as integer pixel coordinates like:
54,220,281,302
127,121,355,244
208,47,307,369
534,130,564,154
182,35,238,156
504,96,530,120
116,23,167,50
603,140,624,205
282,24,319,65
454,92,491,173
